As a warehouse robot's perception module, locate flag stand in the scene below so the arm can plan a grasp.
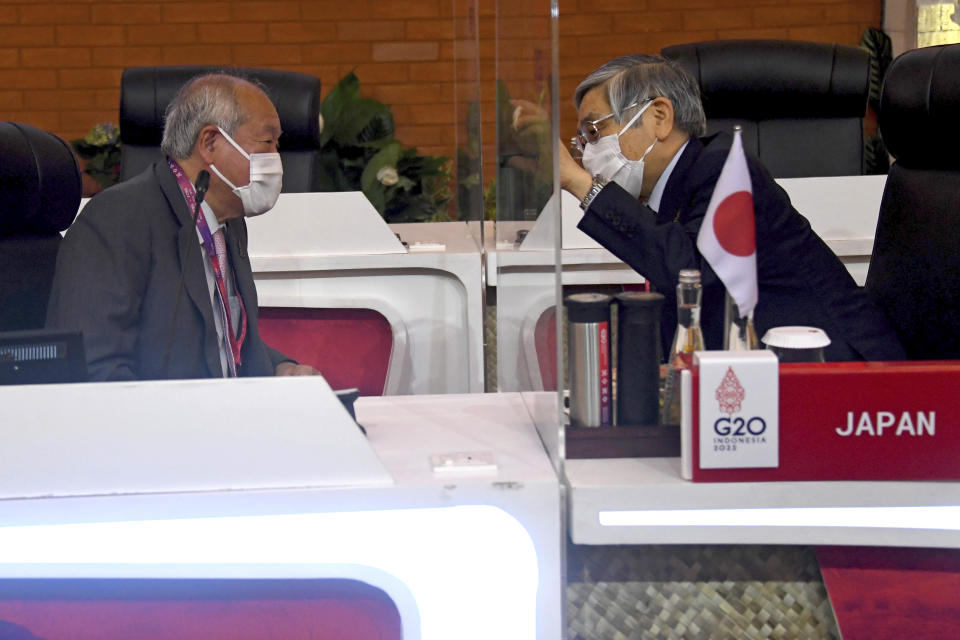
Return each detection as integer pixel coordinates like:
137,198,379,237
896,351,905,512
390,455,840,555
723,292,759,350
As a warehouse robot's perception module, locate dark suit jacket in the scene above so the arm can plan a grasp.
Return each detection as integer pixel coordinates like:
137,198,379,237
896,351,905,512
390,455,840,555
579,132,905,362
46,161,289,381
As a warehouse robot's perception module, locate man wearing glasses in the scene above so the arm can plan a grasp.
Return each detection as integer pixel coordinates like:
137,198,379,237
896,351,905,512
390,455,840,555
552,54,904,362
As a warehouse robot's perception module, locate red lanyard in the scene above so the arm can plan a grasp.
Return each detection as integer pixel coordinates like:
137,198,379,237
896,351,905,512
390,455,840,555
168,159,247,375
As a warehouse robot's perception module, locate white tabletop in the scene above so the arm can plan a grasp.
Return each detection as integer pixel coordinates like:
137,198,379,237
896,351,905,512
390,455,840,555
0,389,562,640
565,455,960,548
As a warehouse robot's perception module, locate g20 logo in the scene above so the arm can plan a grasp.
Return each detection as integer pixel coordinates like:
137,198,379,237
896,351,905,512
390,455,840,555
714,416,767,436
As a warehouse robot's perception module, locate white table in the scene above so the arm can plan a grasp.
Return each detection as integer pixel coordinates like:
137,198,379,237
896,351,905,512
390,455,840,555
0,381,562,640
565,455,960,548
251,221,485,395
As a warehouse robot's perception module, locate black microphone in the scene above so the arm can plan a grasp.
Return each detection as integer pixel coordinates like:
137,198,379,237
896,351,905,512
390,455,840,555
161,169,212,378
193,170,210,212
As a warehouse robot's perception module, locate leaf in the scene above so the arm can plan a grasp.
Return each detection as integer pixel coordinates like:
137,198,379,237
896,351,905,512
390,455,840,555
336,99,391,145
860,27,893,112
320,72,391,146
319,74,351,147
358,138,398,151
364,182,387,215
317,150,358,191
864,133,890,175
395,175,416,192
358,110,395,143
72,140,97,158
387,194,429,223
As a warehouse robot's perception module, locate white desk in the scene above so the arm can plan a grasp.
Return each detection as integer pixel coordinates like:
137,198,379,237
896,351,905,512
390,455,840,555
0,385,562,640
565,455,960,548
251,221,485,395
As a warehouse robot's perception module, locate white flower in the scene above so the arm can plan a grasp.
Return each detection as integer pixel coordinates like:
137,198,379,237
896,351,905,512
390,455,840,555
376,166,399,186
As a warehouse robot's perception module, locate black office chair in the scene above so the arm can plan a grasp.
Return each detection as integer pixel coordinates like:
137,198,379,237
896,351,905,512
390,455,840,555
0,122,82,332
864,43,960,360
119,66,322,191
662,39,870,178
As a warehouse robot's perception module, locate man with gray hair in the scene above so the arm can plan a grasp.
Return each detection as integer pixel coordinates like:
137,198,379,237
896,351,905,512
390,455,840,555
47,73,318,380
552,54,903,361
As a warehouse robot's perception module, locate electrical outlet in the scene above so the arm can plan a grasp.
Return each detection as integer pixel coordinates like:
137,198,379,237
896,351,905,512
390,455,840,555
430,451,497,475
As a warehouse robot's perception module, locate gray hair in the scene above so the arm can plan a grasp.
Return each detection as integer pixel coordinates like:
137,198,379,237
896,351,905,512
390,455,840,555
160,73,262,160
574,54,707,137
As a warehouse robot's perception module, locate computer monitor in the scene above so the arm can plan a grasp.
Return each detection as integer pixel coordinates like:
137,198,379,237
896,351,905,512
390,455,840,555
0,329,87,385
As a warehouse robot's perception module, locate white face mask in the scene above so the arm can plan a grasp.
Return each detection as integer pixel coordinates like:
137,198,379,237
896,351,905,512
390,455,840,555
581,100,657,200
209,126,283,217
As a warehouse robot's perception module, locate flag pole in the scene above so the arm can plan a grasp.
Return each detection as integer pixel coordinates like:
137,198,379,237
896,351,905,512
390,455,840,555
697,123,760,349
720,125,758,350
723,291,759,350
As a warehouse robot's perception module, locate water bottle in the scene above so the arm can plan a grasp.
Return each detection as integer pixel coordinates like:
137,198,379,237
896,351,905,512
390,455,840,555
565,293,613,428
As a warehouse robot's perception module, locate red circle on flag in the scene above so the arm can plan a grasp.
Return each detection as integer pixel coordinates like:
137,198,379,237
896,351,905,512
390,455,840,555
713,191,755,257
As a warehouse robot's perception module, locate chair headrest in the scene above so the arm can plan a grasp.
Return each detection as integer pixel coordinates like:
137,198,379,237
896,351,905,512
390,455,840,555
0,122,82,237
662,40,869,119
120,66,321,151
879,44,960,171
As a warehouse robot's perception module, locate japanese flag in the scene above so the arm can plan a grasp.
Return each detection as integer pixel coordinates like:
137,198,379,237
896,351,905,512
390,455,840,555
696,128,758,317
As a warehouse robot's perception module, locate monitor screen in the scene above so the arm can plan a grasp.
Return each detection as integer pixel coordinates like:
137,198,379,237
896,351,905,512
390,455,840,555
0,329,87,385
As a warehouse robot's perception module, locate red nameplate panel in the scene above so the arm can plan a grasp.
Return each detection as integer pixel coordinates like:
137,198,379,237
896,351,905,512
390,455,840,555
691,361,960,482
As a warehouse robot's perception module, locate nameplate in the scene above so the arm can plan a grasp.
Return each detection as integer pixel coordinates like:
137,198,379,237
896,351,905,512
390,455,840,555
519,190,603,251
688,361,960,482
245,192,406,257
694,351,779,470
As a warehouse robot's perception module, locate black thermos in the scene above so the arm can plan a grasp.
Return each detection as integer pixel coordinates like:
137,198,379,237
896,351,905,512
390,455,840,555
615,291,664,426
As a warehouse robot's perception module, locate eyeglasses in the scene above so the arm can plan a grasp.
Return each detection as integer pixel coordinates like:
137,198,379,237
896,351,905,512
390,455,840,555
571,98,653,155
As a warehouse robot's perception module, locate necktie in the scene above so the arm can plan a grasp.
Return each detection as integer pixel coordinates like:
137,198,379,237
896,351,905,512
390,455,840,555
214,229,228,280
209,228,246,376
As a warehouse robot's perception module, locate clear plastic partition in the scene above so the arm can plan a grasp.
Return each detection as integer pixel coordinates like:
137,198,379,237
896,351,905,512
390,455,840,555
452,0,485,237
492,0,564,469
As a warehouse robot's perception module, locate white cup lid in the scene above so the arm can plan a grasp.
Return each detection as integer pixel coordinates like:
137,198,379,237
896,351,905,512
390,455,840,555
761,326,831,349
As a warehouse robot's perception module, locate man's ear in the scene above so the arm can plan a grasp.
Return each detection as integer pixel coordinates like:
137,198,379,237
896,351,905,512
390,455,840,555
650,97,676,140
194,125,220,165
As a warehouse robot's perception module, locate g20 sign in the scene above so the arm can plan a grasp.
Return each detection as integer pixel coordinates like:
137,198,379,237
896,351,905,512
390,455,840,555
697,352,779,469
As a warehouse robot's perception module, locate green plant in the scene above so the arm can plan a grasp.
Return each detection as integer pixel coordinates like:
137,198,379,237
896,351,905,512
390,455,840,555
456,100,486,222
860,27,893,175
71,123,122,190
317,71,453,223
482,178,497,222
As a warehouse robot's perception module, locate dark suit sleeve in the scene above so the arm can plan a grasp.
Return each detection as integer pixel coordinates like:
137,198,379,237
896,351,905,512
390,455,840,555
577,182,706,295
267,345,295,370
45,195,150,381
575,141,753,349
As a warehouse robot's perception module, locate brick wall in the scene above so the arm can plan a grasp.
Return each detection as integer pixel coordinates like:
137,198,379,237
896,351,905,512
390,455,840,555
0,0,880,207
